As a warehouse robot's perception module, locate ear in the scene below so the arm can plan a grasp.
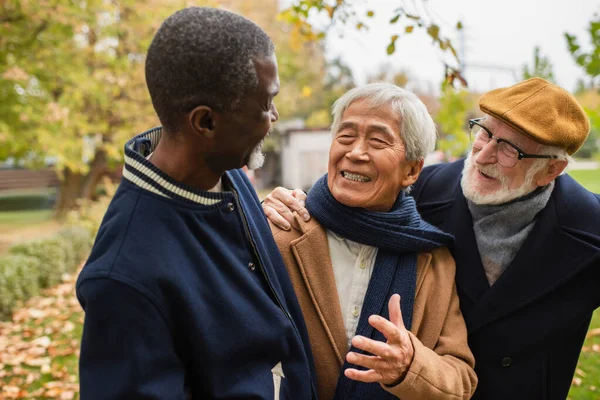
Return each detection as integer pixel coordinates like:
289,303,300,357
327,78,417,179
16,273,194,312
189,106,215,138
401,159,424,188
535,159,568,187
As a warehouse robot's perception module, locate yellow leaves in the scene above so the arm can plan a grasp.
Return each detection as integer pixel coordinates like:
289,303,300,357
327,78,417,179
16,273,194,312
302,86,313,97
405,26,414,33
456,21,463,30
427,24,440,41
324,5,334,18
366,10,374,17
387,35,399,55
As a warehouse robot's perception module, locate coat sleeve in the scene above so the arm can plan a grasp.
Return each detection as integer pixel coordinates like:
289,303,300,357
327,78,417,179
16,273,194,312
383,281,478,400
78,278,188,400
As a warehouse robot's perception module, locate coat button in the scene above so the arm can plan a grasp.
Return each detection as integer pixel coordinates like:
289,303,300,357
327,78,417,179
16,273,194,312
501,357,512,367
226,202,235,212
248,262,256,271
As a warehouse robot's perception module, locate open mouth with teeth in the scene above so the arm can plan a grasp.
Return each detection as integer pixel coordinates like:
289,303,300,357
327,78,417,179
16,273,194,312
341,171,371,182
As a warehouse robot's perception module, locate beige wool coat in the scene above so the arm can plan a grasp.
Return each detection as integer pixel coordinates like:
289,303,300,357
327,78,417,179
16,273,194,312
270,215,477,400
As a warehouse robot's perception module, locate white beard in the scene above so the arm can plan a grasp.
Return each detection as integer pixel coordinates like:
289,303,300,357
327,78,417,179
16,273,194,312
460,151,540,205
246,139,265,170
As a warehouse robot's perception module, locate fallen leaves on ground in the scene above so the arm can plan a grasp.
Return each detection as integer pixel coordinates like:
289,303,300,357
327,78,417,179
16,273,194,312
0,267,83,399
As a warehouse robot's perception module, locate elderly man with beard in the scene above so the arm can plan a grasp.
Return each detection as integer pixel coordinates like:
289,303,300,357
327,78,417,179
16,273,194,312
263,77,600,400
76,7,317,399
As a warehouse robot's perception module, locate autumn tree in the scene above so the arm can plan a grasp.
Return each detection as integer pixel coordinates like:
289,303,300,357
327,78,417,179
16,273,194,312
1,0,337,216
0,0,194,217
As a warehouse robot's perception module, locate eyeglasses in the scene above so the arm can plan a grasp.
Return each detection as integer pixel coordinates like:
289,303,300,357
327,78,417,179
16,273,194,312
468,118,557,168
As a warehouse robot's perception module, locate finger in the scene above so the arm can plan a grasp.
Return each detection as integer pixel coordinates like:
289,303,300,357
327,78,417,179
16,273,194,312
346,351,382,370
290,189,307,204
351,335,391,358
344,367,384,383
368,314,403,343
272,187,305,214
263,204,291,231
290,189,310,221
388,294,405,331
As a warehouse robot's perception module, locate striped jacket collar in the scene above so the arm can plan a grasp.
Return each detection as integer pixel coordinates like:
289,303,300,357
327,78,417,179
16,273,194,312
123,127,226,206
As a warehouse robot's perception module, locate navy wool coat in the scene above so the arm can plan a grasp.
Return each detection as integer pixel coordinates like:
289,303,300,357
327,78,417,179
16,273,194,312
411,159,600,400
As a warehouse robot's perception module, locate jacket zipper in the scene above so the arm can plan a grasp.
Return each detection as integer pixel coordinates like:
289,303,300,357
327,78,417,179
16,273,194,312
231,188,317,400
231,189,294,323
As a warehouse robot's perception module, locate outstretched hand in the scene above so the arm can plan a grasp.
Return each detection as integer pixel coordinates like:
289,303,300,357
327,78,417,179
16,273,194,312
262,187,309,230
344,294,415,386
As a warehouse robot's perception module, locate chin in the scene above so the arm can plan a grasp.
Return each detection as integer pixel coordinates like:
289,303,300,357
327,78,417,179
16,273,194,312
461,161,537,205
246,141,266,170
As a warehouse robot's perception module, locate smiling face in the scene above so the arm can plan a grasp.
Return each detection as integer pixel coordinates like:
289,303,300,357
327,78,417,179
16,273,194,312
209,53,280,171
327,99,422,212
461,116,551,204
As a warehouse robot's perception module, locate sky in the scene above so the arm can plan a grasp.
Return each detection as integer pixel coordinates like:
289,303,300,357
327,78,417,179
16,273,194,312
295,0,600,94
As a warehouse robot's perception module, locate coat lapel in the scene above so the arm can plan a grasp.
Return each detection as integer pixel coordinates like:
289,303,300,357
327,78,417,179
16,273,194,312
465,195,598,333
445,186,491,304
289,219,348,364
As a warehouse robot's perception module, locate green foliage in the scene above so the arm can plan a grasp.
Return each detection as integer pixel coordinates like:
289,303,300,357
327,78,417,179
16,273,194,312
284,1,461,60
0,254,41,318
9,236,68,288
0,226,92,319
435,86,475,157
565,13,600,89
522,46,555,82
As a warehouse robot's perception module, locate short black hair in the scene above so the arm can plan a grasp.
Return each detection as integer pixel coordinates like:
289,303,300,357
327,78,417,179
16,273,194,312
145,7,275,132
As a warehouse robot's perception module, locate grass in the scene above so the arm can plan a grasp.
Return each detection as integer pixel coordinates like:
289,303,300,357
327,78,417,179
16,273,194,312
567,168,600,400
569,169,600,194
0,210,54,232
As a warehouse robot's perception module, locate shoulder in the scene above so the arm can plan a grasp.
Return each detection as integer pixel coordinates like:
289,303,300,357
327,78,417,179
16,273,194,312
553,174,600,238
270,215,324,246
411,160,464,205
420,247,456,281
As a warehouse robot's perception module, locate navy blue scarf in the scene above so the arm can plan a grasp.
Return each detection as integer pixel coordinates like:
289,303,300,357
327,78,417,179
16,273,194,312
306,174,453,400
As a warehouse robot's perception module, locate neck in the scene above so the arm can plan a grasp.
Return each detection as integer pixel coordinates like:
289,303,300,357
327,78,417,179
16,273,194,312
150,133,222,190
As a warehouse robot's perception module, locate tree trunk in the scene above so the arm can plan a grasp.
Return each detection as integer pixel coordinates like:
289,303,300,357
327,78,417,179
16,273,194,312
81,149,108,201
53,168,85,220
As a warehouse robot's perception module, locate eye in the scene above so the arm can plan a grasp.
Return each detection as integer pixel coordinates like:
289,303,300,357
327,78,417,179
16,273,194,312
337,133,355,144
369,137,389,148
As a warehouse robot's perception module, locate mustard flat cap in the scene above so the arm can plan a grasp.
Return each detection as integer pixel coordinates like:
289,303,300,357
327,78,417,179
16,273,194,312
479,77,590,155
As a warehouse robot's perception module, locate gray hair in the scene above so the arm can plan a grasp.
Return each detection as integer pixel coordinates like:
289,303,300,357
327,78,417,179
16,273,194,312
330,83,437,162
145,7,275,132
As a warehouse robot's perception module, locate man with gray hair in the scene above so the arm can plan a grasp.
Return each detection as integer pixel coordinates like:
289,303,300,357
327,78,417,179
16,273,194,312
264,77,600,399
76,7,317,399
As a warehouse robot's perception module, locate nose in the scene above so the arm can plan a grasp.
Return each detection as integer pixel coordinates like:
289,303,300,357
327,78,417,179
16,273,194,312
346,139,369,162
271,104,279,123
474,140,498,165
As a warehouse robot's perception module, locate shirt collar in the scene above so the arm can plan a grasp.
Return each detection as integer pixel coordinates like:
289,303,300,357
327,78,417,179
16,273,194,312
123,127,228,205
